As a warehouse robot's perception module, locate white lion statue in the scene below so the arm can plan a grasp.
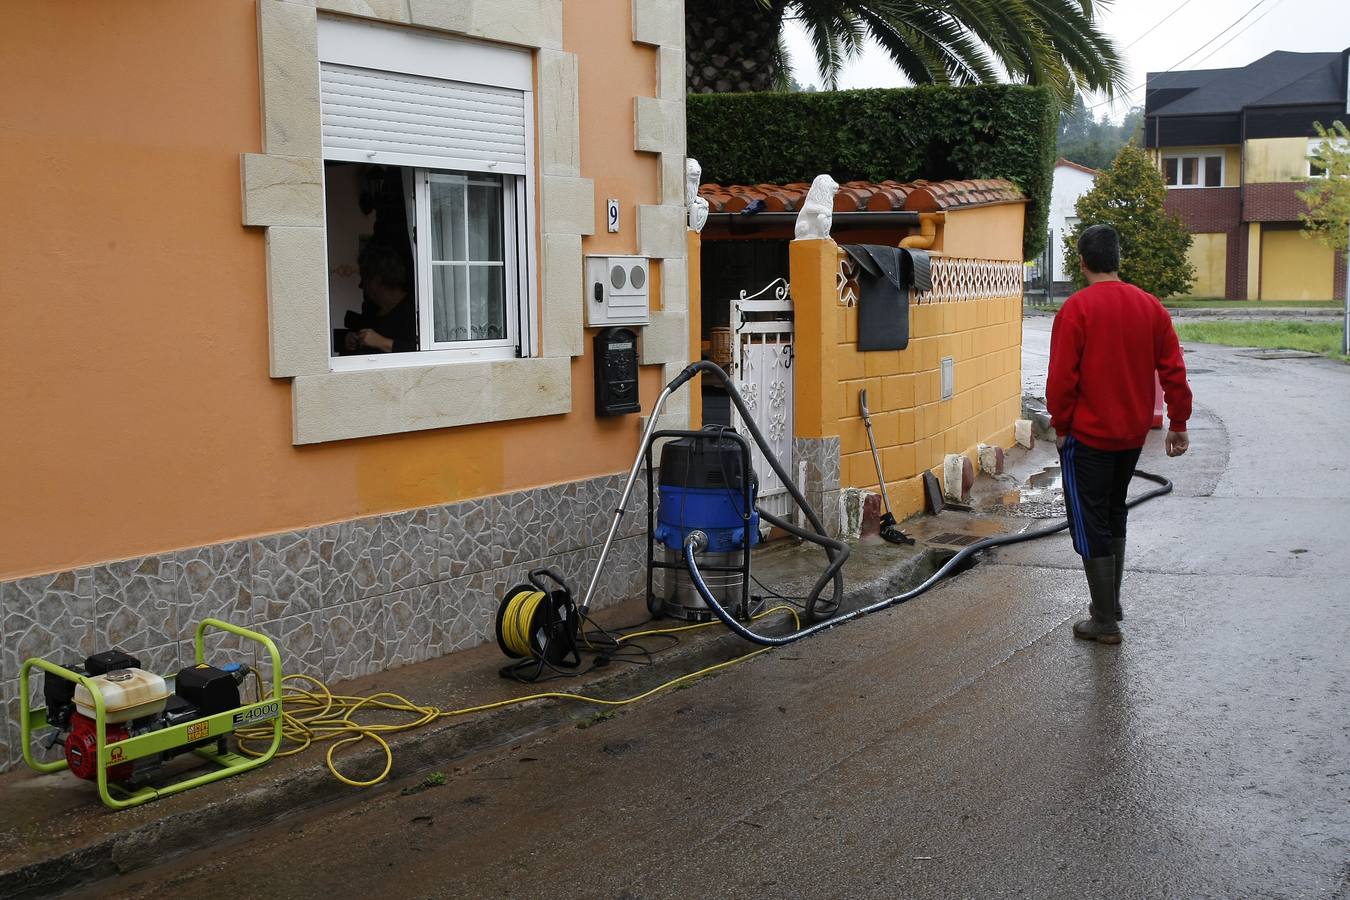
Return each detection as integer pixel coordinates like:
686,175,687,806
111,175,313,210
793,174,839,240
686,158,708,234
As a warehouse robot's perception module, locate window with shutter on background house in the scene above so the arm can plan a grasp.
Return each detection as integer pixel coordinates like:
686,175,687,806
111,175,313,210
317,17,535,368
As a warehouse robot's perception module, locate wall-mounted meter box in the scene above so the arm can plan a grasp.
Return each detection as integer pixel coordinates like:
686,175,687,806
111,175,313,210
586,255,650,327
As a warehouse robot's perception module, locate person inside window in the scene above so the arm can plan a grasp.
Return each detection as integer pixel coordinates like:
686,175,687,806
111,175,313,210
344,240,417,354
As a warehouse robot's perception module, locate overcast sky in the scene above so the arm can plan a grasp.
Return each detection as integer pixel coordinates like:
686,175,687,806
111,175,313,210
784,0,1349,120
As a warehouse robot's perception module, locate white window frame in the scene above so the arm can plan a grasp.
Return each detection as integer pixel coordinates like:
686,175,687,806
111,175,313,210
1307,137,1347,178
1163,151,1225,189
319,18,537,373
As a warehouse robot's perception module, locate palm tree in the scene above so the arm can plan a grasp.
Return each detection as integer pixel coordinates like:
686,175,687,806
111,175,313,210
685,0,1124,106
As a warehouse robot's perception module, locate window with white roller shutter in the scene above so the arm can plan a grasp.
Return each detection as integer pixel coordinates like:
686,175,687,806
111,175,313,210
317,17,536,367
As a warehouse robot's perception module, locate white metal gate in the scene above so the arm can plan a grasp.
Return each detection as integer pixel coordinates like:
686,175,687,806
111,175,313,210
729,278,795,521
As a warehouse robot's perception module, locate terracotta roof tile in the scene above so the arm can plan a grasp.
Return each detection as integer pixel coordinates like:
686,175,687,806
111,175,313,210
697,177,1023,214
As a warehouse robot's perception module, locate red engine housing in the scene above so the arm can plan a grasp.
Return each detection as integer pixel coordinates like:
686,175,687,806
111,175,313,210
65,713,132,782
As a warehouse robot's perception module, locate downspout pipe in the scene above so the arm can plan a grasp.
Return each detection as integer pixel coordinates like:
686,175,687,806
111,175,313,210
900,212,942,249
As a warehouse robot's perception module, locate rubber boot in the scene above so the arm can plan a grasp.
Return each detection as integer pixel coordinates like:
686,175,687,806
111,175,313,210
1072,556,1121,644
1111,537,1126,621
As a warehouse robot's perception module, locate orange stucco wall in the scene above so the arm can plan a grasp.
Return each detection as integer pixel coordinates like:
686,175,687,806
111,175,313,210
0,1,675,579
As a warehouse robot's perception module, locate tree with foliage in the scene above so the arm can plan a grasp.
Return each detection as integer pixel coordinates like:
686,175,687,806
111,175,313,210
1297,121,1350,253
1064,145,1194,298
685,0,1124,107
1057,96,1143,169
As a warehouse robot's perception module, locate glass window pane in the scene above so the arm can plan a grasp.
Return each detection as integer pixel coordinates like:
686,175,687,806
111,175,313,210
432,265,470,343
428,175,467,262
467,178,504,262
1181,157,1198,185
469,266,507,340
1204,156,1222,186
1164,158,1178,186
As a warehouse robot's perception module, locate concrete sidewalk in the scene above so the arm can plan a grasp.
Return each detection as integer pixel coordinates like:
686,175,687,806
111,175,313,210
1,514,993,898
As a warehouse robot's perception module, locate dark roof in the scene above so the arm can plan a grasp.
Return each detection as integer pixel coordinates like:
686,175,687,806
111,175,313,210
1147,50,1347,118
698,178,1024,214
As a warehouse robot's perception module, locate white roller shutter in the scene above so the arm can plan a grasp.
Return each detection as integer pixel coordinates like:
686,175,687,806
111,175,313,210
320,63,528,175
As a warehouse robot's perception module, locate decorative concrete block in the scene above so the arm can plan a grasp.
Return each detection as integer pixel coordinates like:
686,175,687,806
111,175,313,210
176,542,253,634
442,569,503,652
93,555,182,656
257,0,322,158
384,584,444,669
794,436,841,495
542,233,584,358
469,0,563,49
487,357,572,421
318,516,387,606
657,46,685,101
254,610,324,682
542,176,596,237
839,487,867,540
662,152,686,208
943,453,974,502
320,596,387,681
635,97,685,154
407,0,472,32
383,507,440,592
977,443,1005,475
265,226,330,378
251,531,324,623
638,204,687,259
1014,418,1035,449
633,0,684,48
1,571,95,692
317,0,412,22
538,51,580,177
241,153,324,227
437,495,499,579
640,311,687,366
292,358,572,444
660,257,689,314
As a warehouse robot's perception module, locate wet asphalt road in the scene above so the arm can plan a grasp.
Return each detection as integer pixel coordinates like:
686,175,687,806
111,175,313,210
93,322,1349,899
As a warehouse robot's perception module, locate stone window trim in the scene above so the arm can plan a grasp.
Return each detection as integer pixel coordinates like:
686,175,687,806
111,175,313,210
245,0,591,444
245,0,690,445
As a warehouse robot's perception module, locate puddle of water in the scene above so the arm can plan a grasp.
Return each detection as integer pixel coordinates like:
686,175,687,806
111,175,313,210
982,465,1066,519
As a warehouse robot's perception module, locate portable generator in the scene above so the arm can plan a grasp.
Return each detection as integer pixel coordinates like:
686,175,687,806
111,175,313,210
19,618,283,809
645,427,761,621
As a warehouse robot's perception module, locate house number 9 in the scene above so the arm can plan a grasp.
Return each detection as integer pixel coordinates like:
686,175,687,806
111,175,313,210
607,199,620,233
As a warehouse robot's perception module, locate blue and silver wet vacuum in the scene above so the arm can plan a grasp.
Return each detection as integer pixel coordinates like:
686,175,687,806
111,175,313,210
652,430,759,621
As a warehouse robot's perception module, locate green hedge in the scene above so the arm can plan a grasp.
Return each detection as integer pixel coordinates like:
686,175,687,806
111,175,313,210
687,85,1057,260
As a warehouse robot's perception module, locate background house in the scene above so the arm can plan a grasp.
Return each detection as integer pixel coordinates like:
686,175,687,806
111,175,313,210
1145,48,1350,301
1049,158,1098,292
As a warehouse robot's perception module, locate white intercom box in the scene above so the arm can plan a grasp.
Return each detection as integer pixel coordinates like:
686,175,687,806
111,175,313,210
585,255,650,326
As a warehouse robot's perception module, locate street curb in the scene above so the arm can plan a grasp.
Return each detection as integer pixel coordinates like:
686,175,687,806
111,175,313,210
1167,308,1343,318
0,547,938,899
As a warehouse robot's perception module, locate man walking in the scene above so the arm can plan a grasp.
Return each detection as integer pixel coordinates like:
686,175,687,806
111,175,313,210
1047,225,1192,644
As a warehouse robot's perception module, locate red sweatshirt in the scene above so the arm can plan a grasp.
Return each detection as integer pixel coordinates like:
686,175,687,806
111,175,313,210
1047,280,1192,451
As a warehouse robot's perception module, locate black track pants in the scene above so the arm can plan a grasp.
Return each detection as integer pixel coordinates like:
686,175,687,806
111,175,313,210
1058,436,1143,559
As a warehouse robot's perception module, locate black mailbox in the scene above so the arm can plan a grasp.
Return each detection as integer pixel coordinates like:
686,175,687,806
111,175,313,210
594,327,640,416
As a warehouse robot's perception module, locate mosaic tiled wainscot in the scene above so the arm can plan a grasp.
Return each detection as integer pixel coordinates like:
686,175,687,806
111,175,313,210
0,472,651,772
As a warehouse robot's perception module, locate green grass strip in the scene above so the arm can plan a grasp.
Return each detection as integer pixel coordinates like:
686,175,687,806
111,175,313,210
1174,321,1349,361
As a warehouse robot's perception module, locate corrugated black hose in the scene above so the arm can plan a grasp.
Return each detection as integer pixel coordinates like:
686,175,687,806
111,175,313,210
684,470,1173,647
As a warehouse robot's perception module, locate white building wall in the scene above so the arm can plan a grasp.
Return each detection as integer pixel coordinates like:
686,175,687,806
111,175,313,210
1050,163,1097,281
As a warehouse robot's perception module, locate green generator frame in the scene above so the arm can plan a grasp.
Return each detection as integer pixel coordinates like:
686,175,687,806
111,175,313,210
19,618,284,810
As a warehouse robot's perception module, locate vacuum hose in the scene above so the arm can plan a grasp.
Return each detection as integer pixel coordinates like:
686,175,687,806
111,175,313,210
677,361,850,621
684,470,1173,646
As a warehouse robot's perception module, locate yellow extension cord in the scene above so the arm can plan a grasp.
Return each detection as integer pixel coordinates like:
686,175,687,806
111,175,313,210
233,605,801,788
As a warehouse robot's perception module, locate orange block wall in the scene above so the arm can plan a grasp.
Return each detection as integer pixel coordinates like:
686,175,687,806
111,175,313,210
834,295,1023,515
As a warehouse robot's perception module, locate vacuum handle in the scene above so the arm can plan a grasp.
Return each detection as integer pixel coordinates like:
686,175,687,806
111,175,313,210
859,388,873,423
